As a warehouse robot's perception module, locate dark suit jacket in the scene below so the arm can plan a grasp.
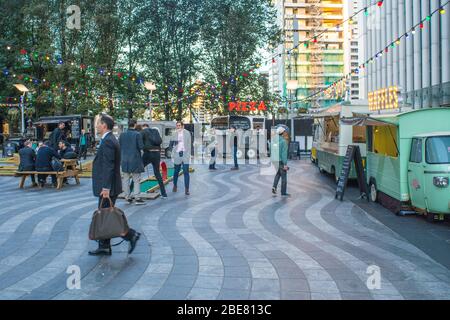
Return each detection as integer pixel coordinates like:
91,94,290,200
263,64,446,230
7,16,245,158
119,128,144,173
35,146,60,170
50,128,65,149
18,147,36,171
92,132,122,197
59,146,74,159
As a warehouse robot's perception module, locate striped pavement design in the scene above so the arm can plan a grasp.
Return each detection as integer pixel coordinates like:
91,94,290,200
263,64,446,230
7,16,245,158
0,160,449,300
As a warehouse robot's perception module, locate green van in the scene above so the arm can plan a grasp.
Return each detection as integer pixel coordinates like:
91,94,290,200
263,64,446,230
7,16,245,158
365,108,450,220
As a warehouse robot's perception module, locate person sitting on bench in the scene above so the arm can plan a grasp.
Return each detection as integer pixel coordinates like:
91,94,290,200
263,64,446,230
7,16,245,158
18,140,37,187
36,141,60,188
58,140,76,159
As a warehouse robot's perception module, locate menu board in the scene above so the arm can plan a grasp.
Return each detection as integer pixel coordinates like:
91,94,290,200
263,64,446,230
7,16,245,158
335,145,369,202
71,119,80,139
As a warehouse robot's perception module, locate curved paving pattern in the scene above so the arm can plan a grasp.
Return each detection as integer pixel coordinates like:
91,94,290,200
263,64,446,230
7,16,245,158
0,161,450,300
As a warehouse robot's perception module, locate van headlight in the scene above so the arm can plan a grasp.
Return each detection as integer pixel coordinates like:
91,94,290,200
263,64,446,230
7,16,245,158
433,176,449,188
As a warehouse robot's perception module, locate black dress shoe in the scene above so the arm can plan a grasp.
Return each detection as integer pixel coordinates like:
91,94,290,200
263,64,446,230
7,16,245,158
88,247,112,256
128,232,141,254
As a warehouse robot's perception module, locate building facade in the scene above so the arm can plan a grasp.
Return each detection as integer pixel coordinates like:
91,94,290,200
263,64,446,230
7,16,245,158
360,0,450,110
270,0,347,109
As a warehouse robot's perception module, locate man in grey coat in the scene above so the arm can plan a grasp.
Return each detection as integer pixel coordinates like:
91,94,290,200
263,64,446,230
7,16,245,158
119,119,145,204
169,121,192,195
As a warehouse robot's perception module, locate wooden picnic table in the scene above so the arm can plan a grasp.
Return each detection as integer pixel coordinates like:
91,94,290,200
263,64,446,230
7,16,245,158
15,158,81,189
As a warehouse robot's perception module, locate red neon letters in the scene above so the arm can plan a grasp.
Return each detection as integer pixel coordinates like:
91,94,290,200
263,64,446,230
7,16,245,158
228,101,267,112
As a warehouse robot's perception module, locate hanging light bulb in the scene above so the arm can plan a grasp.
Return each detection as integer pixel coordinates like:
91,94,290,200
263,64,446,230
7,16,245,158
377,1,383,7
440,8,446,14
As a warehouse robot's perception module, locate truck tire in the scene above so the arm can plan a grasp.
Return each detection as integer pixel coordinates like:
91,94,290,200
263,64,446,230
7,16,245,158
247,149,256,159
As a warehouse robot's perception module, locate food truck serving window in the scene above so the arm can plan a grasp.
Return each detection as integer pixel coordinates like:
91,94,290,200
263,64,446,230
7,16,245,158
352,126,366,143
370,125,399,158
324,116,339,143
426,136,450,164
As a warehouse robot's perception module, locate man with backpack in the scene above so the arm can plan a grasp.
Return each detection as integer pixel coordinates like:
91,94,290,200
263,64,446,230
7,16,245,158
141,123,167,198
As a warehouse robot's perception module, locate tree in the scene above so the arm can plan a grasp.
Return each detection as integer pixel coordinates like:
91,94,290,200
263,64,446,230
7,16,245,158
200,0,280,112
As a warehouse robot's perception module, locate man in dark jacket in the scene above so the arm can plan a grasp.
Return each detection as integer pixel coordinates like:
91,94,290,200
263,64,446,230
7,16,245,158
18,140,37,187
229,125,239,170
142,123,167,198
58,140,75,159
89,114,140,256
119,119,145,204
49,121,66,150
35,141,60,187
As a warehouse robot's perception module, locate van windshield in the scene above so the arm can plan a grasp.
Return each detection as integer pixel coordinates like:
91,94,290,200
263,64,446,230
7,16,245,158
426,136,450,164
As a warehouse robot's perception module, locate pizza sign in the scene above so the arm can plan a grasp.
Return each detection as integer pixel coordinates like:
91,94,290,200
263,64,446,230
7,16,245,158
228,101,267,112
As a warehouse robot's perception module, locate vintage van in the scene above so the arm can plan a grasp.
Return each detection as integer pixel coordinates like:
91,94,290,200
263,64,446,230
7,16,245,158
365,108,450,220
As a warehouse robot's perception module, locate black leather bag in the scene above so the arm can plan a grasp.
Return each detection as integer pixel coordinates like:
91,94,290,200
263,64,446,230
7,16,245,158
89,198,130,240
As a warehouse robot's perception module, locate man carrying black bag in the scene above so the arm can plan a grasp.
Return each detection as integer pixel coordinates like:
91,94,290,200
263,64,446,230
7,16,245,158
89,114,141,256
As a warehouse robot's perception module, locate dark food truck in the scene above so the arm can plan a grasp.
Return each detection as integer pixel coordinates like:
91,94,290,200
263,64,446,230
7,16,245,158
34,115,94,151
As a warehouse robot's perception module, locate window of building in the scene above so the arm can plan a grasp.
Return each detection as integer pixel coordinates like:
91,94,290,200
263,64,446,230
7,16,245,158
353,126,366,143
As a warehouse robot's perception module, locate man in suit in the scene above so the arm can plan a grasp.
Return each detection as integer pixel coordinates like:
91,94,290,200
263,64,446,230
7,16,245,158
119,119,145,204
35,141,60,187
142,123,167,198
89,114,140,256
18,140,37,187
169,121,192,195
49,121,66,150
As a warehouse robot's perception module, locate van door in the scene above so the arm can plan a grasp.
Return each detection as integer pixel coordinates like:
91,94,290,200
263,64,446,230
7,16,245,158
408,138,426,210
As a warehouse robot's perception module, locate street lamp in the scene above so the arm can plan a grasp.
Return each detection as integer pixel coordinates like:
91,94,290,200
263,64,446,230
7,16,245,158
286,80,297,142
13,84,30,136
144,81,156,121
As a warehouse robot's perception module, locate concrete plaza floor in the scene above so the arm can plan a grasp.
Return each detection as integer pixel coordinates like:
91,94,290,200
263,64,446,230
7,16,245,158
0,160,449,300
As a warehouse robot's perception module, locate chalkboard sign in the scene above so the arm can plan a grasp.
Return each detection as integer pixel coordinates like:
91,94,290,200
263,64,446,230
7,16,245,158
335,145,369,201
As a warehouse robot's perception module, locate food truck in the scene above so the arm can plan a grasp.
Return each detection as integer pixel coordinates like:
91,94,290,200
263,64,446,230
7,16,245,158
34,115,94,148
311,100,369,182
363,108,450,220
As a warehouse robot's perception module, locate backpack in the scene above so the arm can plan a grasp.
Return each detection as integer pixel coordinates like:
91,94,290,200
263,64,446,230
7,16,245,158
143,128,162,149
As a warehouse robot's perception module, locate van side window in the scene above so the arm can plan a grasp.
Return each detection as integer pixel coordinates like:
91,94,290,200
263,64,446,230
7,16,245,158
409,138,422,163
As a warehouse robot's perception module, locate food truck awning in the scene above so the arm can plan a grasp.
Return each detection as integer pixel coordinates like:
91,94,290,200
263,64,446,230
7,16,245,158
34,119,63,125
340,116,398,127
309,104,342,118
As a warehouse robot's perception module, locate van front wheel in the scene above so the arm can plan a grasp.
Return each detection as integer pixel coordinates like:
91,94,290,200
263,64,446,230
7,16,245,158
369,180,378,202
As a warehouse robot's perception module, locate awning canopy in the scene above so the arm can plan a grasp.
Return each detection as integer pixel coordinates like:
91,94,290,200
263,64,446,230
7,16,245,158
340,116,398,127
34,119,63,125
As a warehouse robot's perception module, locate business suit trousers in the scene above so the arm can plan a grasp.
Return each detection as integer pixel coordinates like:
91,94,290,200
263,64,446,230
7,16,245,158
173,163,190,190
122,172,141,200
273,164,287,195
233,147,239,168
143,151,167,197
209,148,216,169
79,145,87,160
97,196,136,249
19,166,36,184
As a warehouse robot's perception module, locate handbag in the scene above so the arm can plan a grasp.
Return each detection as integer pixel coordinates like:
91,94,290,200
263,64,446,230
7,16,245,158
89,197,130,240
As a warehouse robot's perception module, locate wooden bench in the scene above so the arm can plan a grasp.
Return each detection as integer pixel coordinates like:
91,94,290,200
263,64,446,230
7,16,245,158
15,159,81,189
